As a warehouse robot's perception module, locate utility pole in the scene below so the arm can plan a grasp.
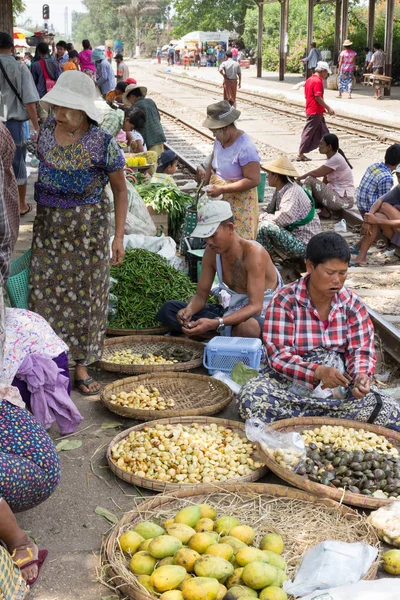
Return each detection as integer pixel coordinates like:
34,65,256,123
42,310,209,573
0,0,13,37
255,1,264,78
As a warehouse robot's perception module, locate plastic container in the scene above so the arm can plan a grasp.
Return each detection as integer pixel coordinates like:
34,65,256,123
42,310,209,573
6,249,31,309
257,171,267,202
203,336,263,374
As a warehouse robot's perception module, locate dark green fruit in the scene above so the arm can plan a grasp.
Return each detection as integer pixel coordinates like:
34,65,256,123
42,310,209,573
349,486,360,494
374,469,385,480
361,489,372,496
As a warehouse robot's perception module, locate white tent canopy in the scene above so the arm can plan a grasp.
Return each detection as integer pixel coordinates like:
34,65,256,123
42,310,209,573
178,31,230,47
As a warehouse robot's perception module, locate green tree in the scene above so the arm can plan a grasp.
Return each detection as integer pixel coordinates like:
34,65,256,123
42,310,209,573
173,0,252,38
117,0,161,56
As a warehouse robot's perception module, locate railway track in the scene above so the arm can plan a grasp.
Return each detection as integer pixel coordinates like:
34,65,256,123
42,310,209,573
156,72,400,148
160,105,400,368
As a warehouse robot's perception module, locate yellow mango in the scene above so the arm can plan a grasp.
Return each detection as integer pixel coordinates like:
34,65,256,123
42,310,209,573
119,530,145,554
137,574,156,595
134,521,165,539
270,568,288,588
262,552,286,571
138,538,152,552
259,534,284,556
241,563,277,590
160,591,185,600
174,548,201,572
259,587,287,600
216,584,227,600
188,532,219,554
150,565,187,592
175,506,202,528
382,549,400,575
178,574,194,590
225,568,244,589
199,504,217,520
167,524,197,544
224,585,258,600
163,518,176,529
148,535,183,559
194,555,234,582
159,557,176,567
182,577,220,600
129,551,158,575
229,526,255,546
235,547,269,567
219,537,247,554
214,517,241,536
205,543,233,562
196,518,215,533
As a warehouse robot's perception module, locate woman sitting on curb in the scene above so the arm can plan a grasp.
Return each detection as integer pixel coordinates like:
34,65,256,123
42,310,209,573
297,134,354,218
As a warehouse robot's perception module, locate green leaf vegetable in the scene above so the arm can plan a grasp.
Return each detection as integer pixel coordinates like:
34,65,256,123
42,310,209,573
231,361,259,386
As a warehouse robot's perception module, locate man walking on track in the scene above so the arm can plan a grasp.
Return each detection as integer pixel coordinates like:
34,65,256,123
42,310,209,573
219,50,241,108
297,61,334,162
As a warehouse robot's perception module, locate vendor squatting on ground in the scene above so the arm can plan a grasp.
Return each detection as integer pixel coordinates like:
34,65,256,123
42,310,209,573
3,29,400,596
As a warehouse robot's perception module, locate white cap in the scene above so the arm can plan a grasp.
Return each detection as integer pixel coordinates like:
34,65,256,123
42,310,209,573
315,60,332,75
191,201,233,238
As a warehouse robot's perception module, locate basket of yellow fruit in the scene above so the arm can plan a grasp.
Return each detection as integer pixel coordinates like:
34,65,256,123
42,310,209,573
102,483,380,600
126,155,154,169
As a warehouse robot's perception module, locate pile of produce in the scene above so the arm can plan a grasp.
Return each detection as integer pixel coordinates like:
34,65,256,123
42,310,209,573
117,504,288,600
110,386,175,411
273,425,400,498
126,156,148,167
107,350,178,366
109,249,197,329
110,423,263,483
368,502,400,546
135,183,193,241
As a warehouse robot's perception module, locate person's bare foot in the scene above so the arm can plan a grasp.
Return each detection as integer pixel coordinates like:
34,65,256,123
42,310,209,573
11,541,39,582
351,255,367,266
75,365,100,395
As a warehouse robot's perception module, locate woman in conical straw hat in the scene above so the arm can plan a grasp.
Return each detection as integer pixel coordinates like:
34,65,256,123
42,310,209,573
257,156,321,259
201,100,261,239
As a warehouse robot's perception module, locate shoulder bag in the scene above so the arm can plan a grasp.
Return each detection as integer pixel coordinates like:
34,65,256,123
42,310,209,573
39,59,56,92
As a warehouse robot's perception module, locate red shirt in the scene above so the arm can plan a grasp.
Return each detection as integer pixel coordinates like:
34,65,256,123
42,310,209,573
305,73,325,115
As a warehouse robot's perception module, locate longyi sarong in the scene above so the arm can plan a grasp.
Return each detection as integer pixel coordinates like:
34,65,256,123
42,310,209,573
299,114,329,155
223,79,238,106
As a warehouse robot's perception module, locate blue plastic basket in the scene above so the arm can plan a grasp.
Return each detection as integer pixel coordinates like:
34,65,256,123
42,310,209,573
6,249,31,309
203,336,263,375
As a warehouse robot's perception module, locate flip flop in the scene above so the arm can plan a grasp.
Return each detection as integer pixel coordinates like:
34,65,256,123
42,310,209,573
75,377,100,396
13,548,48,587
349,261,367,267
296,156,312,162
20,203,32,217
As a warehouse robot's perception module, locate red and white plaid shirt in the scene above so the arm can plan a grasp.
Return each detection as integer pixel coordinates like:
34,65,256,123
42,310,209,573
263,275,376,389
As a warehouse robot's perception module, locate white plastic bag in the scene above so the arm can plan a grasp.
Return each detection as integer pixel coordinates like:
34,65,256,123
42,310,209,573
107,180,157,236
212,371,241,395
299,579,400,600
245,417,305,471
283,541,378,598
333,218,347,233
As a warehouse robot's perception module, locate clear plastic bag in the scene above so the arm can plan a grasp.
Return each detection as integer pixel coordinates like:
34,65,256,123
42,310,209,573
245,417,306,472
368,500,400,546
283,541,378,598
108,292,118,321
289,353,347,400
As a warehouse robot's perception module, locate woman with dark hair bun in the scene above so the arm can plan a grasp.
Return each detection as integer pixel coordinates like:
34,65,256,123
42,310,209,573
297,133,354,218
78,39,96,79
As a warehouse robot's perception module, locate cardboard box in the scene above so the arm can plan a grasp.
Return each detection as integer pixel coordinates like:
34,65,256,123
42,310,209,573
147,207,168,236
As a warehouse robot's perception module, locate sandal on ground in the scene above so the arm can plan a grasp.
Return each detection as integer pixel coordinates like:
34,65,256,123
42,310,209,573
349,260,367,267
12,547,48,587
20,203,33,217
75,377,100,396
296,156,312,162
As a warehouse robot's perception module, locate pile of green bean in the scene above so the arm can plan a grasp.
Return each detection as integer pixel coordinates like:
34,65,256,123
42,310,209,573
109,249,197,329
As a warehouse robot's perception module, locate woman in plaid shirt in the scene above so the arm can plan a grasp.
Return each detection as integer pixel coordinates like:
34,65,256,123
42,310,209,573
238,232,400,431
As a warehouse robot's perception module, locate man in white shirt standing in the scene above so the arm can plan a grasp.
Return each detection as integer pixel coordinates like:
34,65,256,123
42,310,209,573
218,50,241,108
367,42,385,99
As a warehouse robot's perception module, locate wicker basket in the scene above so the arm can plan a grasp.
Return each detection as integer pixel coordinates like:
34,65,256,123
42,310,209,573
107,416,267,491
257,416,400,509
99,335,204,374
101,372,233,419
106,326,170,337
103,483,380,600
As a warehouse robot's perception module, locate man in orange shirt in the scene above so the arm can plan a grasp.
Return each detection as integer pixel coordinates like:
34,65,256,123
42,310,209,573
62,50,79,71
297,61,335,162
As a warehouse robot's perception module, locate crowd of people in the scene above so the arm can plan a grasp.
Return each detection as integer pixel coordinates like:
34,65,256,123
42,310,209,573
1,27,400,598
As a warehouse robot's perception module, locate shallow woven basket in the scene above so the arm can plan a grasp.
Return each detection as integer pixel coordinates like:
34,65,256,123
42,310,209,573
257,416,400,509
102,483,380,600
106,326,170,337
101,372,233,420
99,336,204,374
107,416,267,491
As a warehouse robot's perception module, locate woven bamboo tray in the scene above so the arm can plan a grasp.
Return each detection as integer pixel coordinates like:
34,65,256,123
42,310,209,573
102,483,380,600
257,416,400,509
99,335,204,374
101,372,233,420
107,416,267,491
106,326,170,337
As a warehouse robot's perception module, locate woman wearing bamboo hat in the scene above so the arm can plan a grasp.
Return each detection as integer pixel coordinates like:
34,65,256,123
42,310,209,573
29,70,128,395
257,156,321,259
201,100,261,240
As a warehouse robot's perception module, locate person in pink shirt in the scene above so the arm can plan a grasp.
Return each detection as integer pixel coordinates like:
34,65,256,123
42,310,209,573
78,39,96,80
231,44,239,62
337,39,357,99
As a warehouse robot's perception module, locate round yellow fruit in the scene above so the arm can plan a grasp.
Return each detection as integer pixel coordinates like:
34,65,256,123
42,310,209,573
235,547,269,567
137,574,156,594
262,551,286,571
175,506,202,528
138,538,152,552
214,516,241,535
196,518,215,533
174,548,201,572
259,534,284,555
270,568,288,588
382,549,400,575
148,535,183,559
167,523,197,544
259,587,287,600
129,551,158,575
205,543,234,561
221,537,248,554
194,555,234,582
229,526,255,546
134,520,165,539
182,577,220,600
224,585,258,600
216,584,227,600
225,567,244,589
189,532,219,554
150,565,187,592
158,557,176,567
241,563,277,590
199,504,217,520
119,530,145,554
160,591,184,600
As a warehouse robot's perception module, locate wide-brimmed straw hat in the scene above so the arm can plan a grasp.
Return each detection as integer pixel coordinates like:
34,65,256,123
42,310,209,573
40,71,101,123
263,156,299,178
123,84,148,105
343,39,353,46
202,101,241,129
